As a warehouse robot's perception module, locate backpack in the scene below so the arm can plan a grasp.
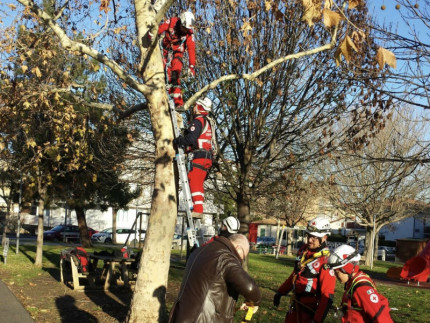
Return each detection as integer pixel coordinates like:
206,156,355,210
61,247,91,275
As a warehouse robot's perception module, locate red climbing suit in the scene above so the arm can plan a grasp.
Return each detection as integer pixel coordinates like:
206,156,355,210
158,17,196,108
277,244,336,323
340,271,394,323
174,115,213,213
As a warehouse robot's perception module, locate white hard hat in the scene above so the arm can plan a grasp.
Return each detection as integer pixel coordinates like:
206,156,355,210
328,244,361,271
222,216,240,234
196,97,212,112
305,216,331,238
179,11,195,29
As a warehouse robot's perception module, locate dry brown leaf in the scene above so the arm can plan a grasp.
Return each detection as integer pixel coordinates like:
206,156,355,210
99,0,110,13
322,9,343,27
346,35,358,52
348,0,361,9
324,0,334,9
376,47,397,70
265,0,272,11
21,65,28,73
240,19,253,35
336,36,358,64
351,30,366,44
33,67,42,78
206,27,211,34
302,0,322,27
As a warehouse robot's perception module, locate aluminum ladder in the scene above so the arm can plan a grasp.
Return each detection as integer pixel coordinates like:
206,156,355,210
169,99,200,247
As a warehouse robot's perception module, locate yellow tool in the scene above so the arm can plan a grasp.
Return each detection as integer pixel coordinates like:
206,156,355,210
241,306,254,323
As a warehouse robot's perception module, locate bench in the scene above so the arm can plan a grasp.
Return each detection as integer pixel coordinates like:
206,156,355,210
60,255,95,290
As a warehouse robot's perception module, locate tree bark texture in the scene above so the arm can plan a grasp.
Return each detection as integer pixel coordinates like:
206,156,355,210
75,206,91,248
112,208,118,244
127,2,177,320
35,198,45,267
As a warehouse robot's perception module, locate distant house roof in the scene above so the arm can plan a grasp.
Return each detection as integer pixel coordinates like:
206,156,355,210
251,218,286,225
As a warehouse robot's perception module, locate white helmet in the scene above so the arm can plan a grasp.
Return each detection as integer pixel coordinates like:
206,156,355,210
196,97,212,112
179,11,195,29
328,244,361,273
305,216,331,238
222,216,240,234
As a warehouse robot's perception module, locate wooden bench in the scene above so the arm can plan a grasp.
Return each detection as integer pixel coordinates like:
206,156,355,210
60,256,96,290
89,253,134,289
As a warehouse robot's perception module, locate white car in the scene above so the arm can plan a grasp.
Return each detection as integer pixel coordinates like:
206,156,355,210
91,227,146,245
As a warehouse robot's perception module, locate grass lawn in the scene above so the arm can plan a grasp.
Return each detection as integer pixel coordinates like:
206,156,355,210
1,244,429,323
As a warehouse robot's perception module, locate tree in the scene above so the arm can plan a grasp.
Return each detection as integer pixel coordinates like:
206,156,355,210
372,1,430,110
321,107,430,266
0,8,135,258
252,169,319,255
54,109,140,248
191,0,389,236
5,0,397,321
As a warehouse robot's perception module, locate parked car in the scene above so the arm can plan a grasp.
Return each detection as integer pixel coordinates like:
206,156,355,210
348,242,365,254
256,236,276,246
43,225,97,241
91,227,146,245
378,246,396,260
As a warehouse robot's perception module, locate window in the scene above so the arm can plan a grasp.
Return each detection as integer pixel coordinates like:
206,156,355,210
260,228,266,237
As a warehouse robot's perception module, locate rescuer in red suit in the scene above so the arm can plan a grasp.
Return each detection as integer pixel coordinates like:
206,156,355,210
273,217,336,323
158,11,196,110
327,244,394,323
173,97,215,218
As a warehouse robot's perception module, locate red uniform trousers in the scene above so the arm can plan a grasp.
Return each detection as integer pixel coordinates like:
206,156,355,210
285,304,314,322
163,52,184,108
188,158,212,213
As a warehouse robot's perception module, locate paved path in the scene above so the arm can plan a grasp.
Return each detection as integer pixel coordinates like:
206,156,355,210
0,280,34,323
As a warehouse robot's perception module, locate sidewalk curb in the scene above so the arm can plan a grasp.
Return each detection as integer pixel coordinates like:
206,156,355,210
0,280,34,323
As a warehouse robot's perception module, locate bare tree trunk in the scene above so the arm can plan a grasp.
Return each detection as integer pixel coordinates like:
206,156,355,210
75,206,91,248
364,227,374,266
237,193,251,236
112,208,118,244
286,228,293,256
127,107,177,322
1,201,11,246
35,198,45,267
126,1,180,320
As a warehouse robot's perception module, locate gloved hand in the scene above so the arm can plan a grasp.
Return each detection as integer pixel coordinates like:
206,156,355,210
273,292,282,307
239,303,259,314
188,65,196,77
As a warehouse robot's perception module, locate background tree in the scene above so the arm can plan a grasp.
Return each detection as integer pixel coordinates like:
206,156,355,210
320,107,430,266
373,1,430,110
252,168,319,255
190,0,389,236
4,0,398,321
54,109,140,247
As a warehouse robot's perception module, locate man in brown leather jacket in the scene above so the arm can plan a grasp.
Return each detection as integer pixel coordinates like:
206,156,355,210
169,234,261,323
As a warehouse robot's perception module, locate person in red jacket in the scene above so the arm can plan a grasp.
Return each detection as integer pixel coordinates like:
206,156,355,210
173,97,215,218
327,244,394,323
273,217,336,323
158,11,196,110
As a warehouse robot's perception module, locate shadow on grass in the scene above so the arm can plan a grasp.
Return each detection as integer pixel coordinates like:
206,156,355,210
56,295,98,323
15,244,134,321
